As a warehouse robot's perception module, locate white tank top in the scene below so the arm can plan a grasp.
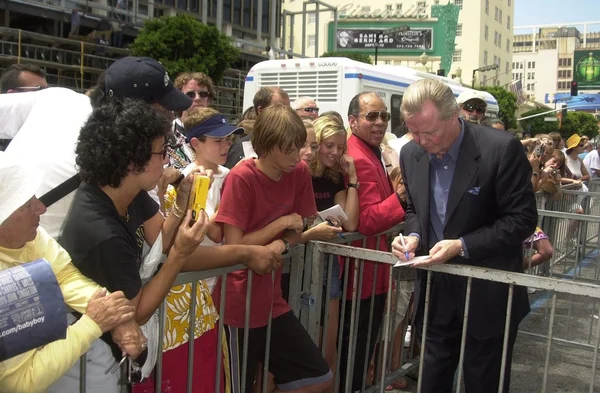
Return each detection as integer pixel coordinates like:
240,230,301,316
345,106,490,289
566,154,583,179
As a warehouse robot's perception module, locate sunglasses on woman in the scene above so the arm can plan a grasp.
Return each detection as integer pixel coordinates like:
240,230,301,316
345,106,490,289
185,90,210,99
152,145,168,160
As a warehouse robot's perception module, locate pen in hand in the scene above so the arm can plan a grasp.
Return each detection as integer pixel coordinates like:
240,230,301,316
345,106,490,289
326,218,346,240
399,234,410,261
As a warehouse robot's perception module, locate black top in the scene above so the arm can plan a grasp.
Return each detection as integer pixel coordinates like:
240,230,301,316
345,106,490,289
61,183,159,300
312,175,346,212
225,134,251,169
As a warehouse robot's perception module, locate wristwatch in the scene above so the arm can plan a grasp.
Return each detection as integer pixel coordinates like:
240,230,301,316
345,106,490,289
281,239,290,255
348,182,360,190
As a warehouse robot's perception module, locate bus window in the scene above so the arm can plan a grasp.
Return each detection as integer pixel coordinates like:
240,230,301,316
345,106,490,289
390,93,407,138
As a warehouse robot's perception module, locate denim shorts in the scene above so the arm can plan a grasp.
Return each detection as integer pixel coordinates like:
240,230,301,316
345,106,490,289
322,253,343,300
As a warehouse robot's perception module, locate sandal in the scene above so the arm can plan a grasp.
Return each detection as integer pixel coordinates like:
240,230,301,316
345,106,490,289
389,378,408,390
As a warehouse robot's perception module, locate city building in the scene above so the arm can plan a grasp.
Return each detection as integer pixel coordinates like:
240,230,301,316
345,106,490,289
0,0,281,82
0,0,284,119
281,0,514,87
512,25,600,108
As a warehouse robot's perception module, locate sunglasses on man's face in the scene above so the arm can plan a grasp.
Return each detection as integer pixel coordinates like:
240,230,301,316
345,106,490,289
185,90,210,99
303,107,320,113
357,111,391,122
463,103,486,113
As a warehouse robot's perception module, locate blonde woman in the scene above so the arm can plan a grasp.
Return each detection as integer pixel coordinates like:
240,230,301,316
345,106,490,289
305,115,360,393
300,119,319,164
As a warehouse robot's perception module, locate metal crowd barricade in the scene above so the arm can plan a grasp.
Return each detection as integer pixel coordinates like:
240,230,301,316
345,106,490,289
312,239,600,393
69,183,600,393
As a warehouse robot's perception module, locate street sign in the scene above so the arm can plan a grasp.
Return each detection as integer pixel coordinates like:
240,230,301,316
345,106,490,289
544,117,558,122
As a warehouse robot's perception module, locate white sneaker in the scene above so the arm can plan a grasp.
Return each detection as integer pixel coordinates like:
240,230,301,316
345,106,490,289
404,325,412,347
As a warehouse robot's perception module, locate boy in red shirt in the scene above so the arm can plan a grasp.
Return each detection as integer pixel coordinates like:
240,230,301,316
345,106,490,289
215,105,332,393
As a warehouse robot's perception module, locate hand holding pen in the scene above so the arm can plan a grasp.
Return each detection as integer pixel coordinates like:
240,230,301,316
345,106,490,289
325,218,346,240
392,234,419,262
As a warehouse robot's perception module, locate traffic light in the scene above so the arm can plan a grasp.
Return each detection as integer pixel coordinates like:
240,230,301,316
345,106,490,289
561,104,568,118
571,80,579,96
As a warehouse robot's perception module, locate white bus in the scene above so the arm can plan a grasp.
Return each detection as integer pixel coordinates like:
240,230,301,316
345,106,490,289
242,57,499,136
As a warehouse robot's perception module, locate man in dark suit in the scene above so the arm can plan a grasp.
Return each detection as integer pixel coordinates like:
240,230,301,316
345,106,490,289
391,79,537,393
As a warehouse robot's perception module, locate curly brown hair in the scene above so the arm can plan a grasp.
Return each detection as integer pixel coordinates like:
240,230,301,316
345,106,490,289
174,72,216,98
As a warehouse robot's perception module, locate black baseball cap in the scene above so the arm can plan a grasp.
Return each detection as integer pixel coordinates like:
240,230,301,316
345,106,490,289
104,57,193,112
186,115,244,142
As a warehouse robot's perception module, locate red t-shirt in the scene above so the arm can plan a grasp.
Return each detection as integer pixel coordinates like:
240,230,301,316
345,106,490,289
214,159,317,328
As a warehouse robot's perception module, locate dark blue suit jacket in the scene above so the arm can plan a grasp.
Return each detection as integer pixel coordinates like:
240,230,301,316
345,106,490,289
400,120,537,339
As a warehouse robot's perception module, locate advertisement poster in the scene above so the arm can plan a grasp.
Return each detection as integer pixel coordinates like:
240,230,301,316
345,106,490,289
573,50,600,90
0,259,67,361
336,28,433,51
545,93,600,111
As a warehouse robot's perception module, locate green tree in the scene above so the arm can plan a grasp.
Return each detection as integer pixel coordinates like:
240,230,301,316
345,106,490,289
479,86,518,130
560,111,600,140
518,108,559,135
130,14,240,83
320,51,372,64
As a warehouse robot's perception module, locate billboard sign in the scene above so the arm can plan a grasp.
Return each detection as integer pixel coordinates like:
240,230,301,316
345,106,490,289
545,93,600,111
573,50,600,90
335,28,433,51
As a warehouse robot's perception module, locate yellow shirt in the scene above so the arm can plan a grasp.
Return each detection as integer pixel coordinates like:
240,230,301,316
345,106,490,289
162,180,222,352
0,227,102,393
162,280,219,351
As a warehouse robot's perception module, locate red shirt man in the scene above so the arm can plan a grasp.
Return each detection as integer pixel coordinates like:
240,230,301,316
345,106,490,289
339,92,405,393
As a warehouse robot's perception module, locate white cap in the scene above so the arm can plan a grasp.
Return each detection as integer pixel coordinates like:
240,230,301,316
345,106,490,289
456,90,487,105
0,152,44,225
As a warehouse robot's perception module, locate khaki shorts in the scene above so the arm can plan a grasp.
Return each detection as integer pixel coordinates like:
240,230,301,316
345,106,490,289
383,279,415,340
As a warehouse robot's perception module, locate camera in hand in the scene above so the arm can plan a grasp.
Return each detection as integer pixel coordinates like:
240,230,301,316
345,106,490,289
188,174,210,222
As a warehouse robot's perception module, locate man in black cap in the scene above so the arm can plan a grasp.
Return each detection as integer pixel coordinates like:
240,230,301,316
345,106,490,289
89,56,193,113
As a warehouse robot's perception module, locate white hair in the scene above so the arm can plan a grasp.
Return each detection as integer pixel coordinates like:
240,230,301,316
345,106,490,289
292,96,316,110
400,79,459,121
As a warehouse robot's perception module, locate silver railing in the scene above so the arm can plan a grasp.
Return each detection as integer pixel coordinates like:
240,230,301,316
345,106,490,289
66,181,600,393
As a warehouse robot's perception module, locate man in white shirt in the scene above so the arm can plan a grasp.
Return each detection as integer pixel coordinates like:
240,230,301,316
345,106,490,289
0,88,93,239
389,132,414,161
0,57,193,240
583,146,600,179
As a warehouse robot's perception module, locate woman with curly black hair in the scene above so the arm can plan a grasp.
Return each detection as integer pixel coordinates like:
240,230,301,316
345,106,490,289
51,98,282,393
76,98,172,188
52,98,210,393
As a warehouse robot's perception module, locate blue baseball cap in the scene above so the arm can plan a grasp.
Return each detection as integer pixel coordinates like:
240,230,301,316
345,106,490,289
104,57,193,112
185,115,244,142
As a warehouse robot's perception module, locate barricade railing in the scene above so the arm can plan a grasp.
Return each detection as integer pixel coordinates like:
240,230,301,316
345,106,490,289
312,238,600,393
68,181,600,393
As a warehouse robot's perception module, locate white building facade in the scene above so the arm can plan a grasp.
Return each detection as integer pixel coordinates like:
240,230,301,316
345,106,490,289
512,26,600,105
512,49,558,104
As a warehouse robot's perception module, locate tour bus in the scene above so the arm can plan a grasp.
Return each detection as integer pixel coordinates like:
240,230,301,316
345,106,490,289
242,57,499,135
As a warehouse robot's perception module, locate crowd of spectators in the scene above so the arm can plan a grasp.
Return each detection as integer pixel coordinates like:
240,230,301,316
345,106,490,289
0,57,595,393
